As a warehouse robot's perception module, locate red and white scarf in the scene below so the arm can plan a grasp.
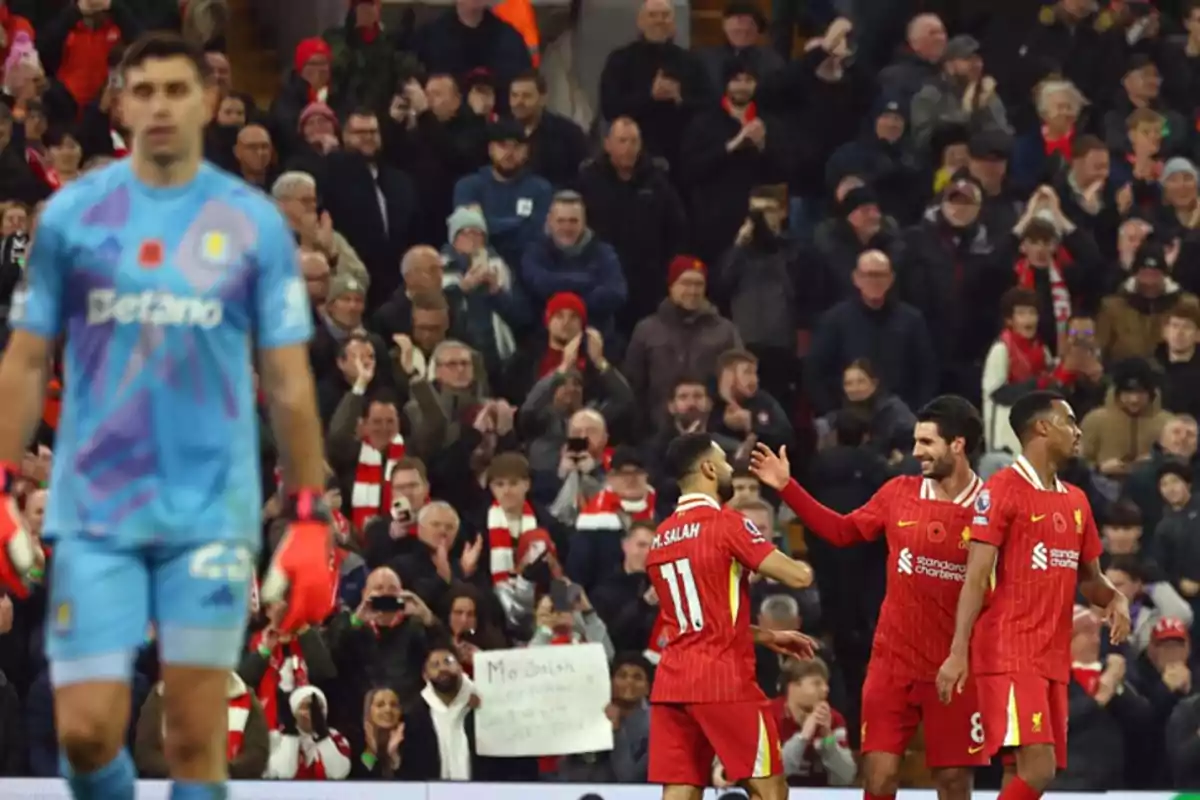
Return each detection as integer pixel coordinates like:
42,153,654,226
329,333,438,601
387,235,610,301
248,629,310,731
575,487,657,531
1014,256,1072,342
487,500,538,584
351,434,406,531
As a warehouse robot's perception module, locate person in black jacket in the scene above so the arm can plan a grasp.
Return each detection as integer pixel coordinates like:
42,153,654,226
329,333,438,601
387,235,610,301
411,0,531,114
508,70,588,189
590,520,657,655
679,58,789,265
599,0,711,176
806,250,940,415
576,118,688,338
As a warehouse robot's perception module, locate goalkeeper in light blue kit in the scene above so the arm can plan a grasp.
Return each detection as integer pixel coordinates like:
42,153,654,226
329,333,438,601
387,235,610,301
0,33,335,800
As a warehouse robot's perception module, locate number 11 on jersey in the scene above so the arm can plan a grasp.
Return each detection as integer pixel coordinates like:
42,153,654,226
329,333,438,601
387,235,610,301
659,558,705,633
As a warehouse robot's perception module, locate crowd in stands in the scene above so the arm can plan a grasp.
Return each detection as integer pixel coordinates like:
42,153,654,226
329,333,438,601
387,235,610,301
6,0,1200,791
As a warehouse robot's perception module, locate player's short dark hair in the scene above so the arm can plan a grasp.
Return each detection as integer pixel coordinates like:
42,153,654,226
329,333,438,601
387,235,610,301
1105,554,1145,582
1187,0,1200,19
665,433,719,485
917,395,983,455
1008,390,1066,442
511,69,548,94
120,31,211,82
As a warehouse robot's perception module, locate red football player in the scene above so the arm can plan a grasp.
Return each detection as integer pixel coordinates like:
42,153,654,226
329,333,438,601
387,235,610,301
938,390,1131,800
751,395,990,800
647,433,818,800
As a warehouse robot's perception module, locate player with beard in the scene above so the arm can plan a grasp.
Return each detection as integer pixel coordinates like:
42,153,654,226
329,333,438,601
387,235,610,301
647,433,817,800
750,395,989,800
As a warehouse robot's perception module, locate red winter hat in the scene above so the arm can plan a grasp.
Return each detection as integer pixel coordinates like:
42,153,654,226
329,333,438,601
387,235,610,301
294,37,332,74
1153,616,1190,644
667,255,706,288
544,291,587,326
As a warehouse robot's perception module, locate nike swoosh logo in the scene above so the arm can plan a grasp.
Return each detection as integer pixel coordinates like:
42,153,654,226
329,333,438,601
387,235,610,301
898,521,918,527
1031,514,1046,522
968,745,985,754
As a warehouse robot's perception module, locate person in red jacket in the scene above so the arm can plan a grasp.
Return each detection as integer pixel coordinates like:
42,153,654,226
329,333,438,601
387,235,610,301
39,0,140,108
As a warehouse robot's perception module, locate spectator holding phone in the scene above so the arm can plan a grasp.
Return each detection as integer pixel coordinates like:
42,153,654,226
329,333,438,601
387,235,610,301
324,567,442,724
530,579,614,658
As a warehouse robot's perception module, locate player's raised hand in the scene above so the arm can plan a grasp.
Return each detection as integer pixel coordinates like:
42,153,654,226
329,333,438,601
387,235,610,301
261,489,337,632
749,443,790,490
1104,592,1132,645
936,652,969,704
0,465,41,599
762,629,818,660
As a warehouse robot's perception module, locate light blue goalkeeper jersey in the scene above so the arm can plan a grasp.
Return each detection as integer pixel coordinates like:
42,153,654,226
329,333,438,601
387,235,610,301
12,160,312,548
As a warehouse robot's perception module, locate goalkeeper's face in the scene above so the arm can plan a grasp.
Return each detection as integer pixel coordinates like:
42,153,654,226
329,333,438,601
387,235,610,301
121,55,215,168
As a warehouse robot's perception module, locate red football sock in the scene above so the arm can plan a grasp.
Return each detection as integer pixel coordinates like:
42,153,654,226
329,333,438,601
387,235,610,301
863,793,895,800
999,776,1042,800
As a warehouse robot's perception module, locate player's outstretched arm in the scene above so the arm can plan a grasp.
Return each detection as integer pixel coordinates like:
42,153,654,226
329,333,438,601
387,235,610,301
1079,559,1131,644
756,550,815,589
749,443,874,546
936,540,996,703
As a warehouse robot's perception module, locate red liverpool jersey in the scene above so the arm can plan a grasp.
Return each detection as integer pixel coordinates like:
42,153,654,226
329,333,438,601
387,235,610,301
647,492,779,704
803,474,982,681
969,456,1103,683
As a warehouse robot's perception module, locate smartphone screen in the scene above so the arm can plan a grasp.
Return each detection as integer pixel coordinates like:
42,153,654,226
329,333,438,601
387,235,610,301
369,595,404,613
567,437,588,453
550,579,574,612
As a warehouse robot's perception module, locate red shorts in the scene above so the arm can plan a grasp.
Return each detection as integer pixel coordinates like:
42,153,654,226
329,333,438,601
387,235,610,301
976,673,1068,769
648,700,782,785
860,668,989,768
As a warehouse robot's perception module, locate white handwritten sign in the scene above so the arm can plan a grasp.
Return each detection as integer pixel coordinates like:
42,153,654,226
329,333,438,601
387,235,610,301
474,643,614,757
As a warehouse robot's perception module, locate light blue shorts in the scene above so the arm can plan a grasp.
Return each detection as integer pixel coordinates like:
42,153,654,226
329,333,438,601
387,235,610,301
45,537,254,687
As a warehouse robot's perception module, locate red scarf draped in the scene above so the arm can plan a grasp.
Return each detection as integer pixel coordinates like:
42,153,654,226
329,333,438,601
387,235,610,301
537,345,586,379
248,631,309,731
1014,257,1072,341
1043,125,1075,159
722,97,757,123
350,435,406,531
487,500,538,584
